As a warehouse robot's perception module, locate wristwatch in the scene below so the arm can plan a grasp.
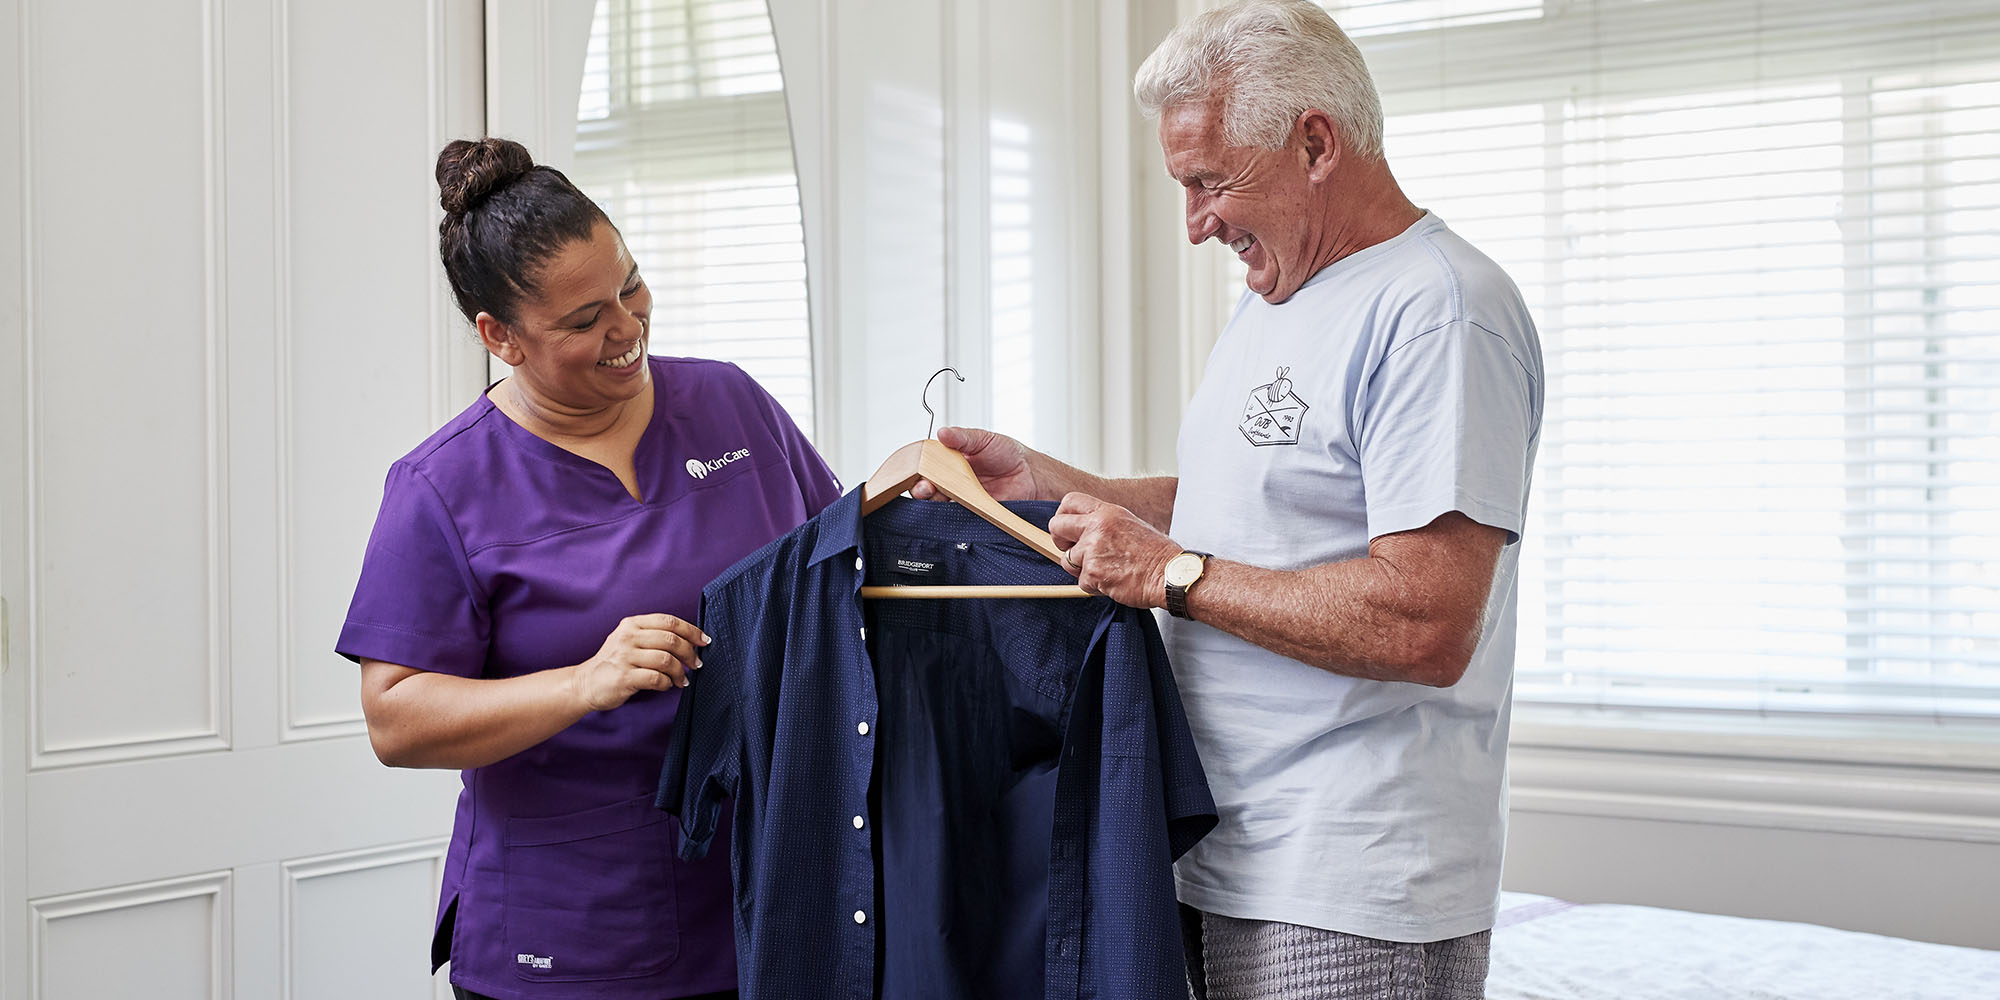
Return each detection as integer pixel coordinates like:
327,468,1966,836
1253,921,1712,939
1163,550,1212,620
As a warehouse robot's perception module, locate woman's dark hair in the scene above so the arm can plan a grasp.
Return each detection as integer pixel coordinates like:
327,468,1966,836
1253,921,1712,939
436,137,611,325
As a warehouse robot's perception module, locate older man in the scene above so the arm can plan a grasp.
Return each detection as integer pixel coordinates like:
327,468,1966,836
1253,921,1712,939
924,0,1541,996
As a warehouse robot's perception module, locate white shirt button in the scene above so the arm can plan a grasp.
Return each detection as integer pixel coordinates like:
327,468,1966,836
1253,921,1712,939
854,556,864,571
854,910,867,924
858,626,867,640
852,815,865,829
857,721,870,736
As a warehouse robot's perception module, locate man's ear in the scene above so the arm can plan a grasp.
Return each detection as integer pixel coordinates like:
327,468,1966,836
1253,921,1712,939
475,312,526,367
1297,109,1342,183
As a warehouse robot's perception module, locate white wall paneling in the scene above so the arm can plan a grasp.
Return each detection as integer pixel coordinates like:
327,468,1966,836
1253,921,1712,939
3,0,483,995
32,872,232,1000
277,0,488,742
23,0,230,768
3,0,32,982
282,842,450,1000
1505,803,2000,951
1510,737,2000,844
1504,730,2000,949
23,737,458,899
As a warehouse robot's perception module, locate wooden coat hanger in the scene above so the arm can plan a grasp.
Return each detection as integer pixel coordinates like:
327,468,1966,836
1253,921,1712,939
857,368,1090,599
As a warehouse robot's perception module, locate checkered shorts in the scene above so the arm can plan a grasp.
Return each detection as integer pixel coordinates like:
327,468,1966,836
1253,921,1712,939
1183,906,1491,1000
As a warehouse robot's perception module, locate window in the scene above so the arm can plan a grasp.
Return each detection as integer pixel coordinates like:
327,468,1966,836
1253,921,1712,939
569,0,815,437
1217,1,2000,723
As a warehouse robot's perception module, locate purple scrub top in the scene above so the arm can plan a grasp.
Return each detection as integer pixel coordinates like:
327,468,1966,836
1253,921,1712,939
337,356,841,1000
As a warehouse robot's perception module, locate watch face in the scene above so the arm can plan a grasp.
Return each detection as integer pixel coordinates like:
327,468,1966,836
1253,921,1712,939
1165,552,1204,588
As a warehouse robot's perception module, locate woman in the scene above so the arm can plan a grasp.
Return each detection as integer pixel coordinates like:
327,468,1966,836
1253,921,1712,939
338,137,841,1000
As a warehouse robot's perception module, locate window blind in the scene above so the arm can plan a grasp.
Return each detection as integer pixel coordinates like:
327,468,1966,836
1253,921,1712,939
1244,0,2000,722
569,0,815,438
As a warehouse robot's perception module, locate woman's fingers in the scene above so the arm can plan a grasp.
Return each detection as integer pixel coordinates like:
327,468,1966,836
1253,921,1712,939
645,663,682,690
625,614,710,648
628,644,693,683
588,614,708,694
641,639,701,672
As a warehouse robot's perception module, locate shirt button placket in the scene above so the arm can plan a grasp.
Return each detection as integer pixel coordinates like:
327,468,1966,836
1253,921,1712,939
853,702,873,934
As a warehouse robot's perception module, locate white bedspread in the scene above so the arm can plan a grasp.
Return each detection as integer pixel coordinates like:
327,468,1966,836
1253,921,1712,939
1488,891,2000,1000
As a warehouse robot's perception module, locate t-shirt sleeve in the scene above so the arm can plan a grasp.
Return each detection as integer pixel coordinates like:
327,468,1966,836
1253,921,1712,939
737,363,843,515
656,585,742,861
334,461,490,676
1357,319,1540,542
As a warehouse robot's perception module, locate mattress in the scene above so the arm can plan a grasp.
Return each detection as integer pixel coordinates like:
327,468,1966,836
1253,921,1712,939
1488,891,2000,1000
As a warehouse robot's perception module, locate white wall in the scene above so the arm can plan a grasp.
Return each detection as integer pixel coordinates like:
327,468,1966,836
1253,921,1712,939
0,0,481,996
1504,722,2000,949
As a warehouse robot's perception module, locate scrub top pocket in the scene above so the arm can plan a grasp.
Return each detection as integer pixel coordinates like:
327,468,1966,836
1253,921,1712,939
503,794,680,983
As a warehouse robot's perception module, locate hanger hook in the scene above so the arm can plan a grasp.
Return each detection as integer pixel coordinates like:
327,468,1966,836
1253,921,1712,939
922,366,966,440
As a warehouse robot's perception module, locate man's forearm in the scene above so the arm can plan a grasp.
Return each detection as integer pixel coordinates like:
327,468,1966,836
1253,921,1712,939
1025,450,1178,532
1178,513,1506,688
1181,559,1471,686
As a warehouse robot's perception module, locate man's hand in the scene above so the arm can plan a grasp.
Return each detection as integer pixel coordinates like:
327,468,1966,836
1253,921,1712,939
1047,493,1184,608
911,426,1047,502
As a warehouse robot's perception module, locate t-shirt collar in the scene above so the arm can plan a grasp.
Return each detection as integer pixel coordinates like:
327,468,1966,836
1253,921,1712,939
1295,210,1441,295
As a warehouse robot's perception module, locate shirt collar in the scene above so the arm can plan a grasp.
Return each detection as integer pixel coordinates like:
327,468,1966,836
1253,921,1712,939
806,486,867,567
807,485,1071,568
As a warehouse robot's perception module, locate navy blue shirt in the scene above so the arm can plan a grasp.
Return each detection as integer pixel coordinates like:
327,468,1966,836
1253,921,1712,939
656,488,1216,1000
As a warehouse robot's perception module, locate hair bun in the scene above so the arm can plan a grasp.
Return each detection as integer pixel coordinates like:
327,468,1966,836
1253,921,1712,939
436,137,536,215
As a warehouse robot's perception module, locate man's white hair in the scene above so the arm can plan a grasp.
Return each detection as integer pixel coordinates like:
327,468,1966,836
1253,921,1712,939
1134,0,1383,158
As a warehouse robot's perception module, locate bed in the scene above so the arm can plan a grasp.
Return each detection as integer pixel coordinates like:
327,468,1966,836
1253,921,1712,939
1488,891,2000,999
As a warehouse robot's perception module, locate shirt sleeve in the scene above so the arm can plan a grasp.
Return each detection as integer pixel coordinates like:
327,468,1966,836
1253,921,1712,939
334,461,490,676
657,585,742,861
1357,319,1541,542
737,363,843,515
1099,606,1218,861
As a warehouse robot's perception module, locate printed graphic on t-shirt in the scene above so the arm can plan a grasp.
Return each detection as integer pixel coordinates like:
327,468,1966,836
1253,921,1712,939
1238,366,1308,446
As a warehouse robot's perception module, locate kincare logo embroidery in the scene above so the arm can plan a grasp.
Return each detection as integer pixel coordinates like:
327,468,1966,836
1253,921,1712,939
685,447,752,480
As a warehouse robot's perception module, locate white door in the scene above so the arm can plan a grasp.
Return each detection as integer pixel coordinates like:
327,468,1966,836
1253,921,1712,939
1,1,487,997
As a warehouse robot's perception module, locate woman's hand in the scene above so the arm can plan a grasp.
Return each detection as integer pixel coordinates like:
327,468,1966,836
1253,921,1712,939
361,616,708,769
570,613,710,711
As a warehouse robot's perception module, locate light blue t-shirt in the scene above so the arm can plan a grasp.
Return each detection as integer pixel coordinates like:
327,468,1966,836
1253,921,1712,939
1164,212,1543,943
